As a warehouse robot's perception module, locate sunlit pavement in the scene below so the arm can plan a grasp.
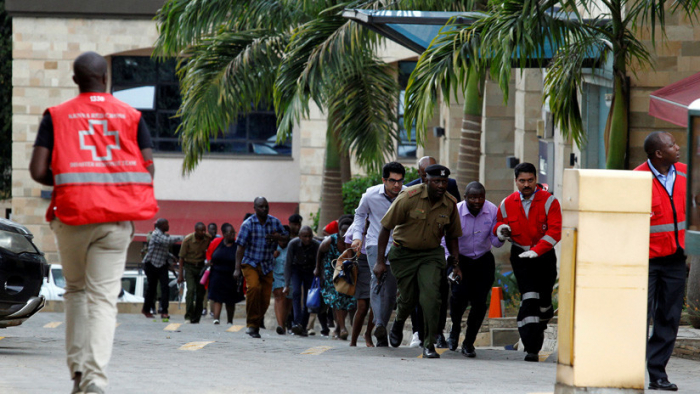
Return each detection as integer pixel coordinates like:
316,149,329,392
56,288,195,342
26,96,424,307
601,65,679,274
0,312,697,394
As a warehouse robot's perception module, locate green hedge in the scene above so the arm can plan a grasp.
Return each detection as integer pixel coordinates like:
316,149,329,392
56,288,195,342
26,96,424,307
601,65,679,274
342,167,420,214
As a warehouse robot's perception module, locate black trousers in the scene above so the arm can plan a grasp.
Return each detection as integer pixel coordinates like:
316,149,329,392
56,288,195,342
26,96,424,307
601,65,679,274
647,252,686,381
143,262,170,314
511,246,557,354
449,252,495,348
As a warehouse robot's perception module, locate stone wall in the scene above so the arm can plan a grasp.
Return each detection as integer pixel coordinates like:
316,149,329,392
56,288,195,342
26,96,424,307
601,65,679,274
629,13,700,166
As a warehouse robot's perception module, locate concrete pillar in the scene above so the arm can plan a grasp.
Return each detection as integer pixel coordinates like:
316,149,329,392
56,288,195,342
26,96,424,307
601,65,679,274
514,70,543,165
481,76,515,205
556,169,652,394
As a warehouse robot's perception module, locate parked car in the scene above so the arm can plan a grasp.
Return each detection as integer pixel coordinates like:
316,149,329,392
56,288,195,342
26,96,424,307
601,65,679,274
42,265,184,305
0,218,50,328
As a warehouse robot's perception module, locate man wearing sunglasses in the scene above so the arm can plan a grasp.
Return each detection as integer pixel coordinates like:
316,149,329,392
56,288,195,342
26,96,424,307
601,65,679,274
351,162,406,346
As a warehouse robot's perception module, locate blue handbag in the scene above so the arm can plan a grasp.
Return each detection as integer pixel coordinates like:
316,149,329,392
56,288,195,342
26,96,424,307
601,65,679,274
306,277,322,312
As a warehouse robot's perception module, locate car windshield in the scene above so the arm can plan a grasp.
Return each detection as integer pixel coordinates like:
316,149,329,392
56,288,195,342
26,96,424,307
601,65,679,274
0,229,39,254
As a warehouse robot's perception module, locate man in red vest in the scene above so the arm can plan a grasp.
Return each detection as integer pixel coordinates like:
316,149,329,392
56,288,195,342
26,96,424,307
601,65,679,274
493,162,561,362
30,52,158,394
634,131,686,392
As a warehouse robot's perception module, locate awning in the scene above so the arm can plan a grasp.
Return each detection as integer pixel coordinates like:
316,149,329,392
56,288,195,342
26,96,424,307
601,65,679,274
342,9,605,66
649,72,700,128
132,200,299,242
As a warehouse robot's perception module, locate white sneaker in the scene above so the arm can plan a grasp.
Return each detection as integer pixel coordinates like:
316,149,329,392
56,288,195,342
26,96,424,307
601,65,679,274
409,332,422,348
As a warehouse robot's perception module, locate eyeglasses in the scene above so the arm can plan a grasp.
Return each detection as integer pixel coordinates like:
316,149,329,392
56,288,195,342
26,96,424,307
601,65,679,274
386,178,404,185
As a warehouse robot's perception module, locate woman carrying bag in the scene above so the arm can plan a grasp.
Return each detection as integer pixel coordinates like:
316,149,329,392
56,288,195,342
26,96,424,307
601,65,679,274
206,223,245,325
316,216,357,340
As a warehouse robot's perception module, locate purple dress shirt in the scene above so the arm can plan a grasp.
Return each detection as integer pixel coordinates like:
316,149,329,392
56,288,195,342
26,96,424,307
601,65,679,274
442,200,504,259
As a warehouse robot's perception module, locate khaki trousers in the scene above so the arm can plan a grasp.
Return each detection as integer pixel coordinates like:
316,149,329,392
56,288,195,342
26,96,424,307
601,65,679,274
51,219,133,391
241,264,273,328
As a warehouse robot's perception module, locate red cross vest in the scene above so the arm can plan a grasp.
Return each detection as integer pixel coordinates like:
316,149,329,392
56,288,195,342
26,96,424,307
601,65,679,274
633,161,686,259
46,92,158,225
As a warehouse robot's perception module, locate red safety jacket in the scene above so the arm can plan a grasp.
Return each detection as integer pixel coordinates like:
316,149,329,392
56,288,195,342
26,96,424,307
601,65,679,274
493,188,562,256
46,92,158,225
634,161,686,259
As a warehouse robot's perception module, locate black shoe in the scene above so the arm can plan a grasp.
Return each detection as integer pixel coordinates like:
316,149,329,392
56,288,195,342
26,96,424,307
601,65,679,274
291,324,303,336
246,327,261,338
320,329,330,337
374,325,389,347
276,325,285,335
649,379,678,391
461,344,476,358
435,333,448,349
422,344,440,358
389,320,405,348
524,352,539,362
447,332,459,351
299,328,309,337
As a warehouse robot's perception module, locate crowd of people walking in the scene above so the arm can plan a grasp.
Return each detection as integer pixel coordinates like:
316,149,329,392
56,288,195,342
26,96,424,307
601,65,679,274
139,156,563,362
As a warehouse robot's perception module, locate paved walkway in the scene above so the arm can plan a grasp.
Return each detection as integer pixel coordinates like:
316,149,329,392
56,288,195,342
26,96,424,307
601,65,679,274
1,312,698,393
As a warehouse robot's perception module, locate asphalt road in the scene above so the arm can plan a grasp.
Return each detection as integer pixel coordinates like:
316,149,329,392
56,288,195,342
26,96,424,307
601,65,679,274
0,312,698,394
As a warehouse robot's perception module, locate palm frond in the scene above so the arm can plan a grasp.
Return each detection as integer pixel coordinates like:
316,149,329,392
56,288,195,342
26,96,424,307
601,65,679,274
543,32,610,147
628,0,699,43
274,10,381,141
325,53,401,173
477,0,589,101
403,13,487,143
175,30,288,173
154,0,303,56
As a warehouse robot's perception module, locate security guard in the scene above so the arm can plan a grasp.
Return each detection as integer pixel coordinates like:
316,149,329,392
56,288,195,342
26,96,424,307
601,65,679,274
634,131,686,391
494,162,561,362
375,164,462,358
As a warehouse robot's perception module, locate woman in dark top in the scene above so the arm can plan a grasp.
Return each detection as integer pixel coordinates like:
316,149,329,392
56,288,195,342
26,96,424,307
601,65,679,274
206,223,244,324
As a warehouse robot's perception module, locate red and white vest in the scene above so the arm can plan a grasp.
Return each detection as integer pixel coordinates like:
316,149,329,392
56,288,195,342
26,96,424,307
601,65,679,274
47,92,158,225
634,161,686,259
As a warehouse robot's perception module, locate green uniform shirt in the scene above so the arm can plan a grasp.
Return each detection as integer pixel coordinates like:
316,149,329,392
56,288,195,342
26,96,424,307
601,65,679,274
381,183,462,250
179,233,211,265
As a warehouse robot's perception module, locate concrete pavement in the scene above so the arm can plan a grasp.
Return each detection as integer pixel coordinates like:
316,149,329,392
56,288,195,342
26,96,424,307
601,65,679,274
0,312,698,394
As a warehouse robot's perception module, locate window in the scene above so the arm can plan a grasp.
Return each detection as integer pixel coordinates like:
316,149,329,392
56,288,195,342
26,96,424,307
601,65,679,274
397,61,418,159
111,56,290,156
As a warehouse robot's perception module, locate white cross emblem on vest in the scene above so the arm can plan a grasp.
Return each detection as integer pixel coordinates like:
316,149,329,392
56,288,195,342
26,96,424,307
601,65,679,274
79,119,121,161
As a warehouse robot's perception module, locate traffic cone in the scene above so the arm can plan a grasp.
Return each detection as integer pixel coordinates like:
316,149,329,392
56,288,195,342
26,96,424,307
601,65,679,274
489,287,504,318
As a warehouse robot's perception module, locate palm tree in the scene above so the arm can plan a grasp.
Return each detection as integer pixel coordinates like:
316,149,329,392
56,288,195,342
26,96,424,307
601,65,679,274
416,0,698,170
404,1,588,185
154,0,470,229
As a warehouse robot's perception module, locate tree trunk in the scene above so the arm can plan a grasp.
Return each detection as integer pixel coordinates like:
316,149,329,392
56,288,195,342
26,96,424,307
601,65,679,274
317,131,344,234
339,149,351,184
456,68,484,188
604,77,628,169
688,255,700,328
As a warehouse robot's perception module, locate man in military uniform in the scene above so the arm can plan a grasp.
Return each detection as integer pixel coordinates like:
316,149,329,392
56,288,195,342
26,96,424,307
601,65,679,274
375,164,462,358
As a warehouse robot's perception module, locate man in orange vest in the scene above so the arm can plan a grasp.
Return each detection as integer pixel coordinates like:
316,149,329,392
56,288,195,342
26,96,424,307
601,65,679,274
493,162,561,362
30,52,158,394
634,131,686,392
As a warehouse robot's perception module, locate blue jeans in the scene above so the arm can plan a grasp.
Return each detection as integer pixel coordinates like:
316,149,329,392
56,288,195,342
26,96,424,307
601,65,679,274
291,266,314,327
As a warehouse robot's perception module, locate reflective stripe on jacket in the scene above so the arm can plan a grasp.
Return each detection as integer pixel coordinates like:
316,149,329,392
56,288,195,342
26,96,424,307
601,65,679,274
47,92,158,225
634,161,686,259
493,189,562,256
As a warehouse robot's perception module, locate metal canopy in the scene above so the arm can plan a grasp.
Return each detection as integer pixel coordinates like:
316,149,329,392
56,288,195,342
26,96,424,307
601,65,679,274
341,10,473,54
342,9,603,66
